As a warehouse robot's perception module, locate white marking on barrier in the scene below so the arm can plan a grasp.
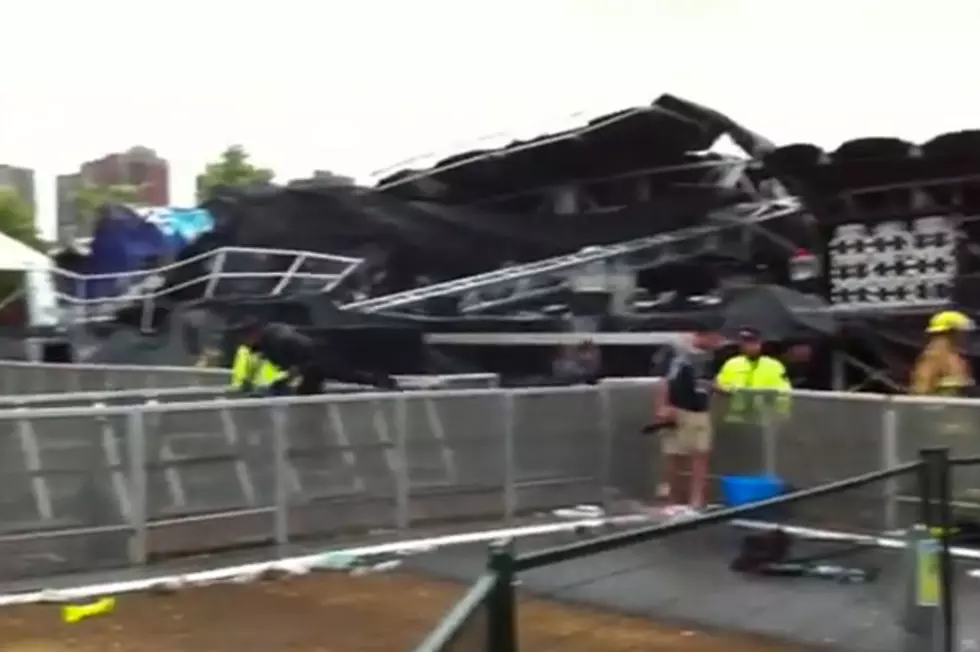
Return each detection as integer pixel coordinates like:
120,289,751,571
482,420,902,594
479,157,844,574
732,519,980,561
0,515,648,606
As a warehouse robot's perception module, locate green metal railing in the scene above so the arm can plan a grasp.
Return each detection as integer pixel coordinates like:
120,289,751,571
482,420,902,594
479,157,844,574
414,543,516,652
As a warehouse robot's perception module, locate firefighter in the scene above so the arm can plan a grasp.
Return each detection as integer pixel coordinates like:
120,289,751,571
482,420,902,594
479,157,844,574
910,310,975,442
911,310,977,536
911,310,974,396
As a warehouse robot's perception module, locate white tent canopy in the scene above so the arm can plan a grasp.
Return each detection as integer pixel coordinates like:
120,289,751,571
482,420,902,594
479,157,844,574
0,231,50,272
0,232,59,328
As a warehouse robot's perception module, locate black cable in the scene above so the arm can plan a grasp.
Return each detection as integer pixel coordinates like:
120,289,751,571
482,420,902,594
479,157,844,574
512,551,670,652
525,550,664,600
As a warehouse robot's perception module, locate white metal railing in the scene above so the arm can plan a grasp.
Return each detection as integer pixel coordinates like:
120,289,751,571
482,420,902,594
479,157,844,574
0,381,976,585
47,246,364,328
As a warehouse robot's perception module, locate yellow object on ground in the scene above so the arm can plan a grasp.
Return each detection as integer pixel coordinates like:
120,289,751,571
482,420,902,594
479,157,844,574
62,597,116,624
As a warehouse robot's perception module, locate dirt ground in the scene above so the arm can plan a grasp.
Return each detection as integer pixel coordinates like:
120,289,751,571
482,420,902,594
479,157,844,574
0,571,803,652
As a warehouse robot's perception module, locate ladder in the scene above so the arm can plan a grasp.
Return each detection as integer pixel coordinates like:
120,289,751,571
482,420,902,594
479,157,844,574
343,198,801,314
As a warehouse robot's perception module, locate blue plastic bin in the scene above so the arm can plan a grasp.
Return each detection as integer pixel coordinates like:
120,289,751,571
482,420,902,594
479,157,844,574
721,475,786,507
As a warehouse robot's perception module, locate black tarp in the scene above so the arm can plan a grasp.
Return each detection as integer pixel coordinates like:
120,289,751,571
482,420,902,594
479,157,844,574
202,299,428,375
206,185,731,264
719,285,838,341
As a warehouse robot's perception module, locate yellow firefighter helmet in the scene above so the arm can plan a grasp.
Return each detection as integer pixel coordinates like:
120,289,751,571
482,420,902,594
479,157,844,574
926,310,975,334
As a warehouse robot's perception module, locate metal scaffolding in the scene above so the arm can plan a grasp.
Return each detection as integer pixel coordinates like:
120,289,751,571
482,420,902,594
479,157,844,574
343,197,803,314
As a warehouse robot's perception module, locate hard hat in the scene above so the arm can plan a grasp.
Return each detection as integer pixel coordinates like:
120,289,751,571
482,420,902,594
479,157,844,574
926,310,975,334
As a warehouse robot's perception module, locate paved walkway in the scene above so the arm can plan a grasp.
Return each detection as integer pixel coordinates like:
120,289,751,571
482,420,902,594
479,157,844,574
402,527,980,652
1,519,977,651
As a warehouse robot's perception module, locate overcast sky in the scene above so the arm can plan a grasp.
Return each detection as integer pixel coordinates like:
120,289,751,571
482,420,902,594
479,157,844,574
3,0,979,239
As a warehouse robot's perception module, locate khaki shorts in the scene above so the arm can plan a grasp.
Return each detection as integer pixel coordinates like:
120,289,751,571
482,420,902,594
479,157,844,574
661,409,713,455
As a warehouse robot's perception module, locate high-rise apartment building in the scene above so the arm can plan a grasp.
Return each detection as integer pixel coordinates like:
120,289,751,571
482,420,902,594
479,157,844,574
0,164,36,215
57,146,170,241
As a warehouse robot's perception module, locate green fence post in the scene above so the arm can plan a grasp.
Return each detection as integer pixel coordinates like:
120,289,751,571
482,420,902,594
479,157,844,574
933,446,955,652
486,540,517,652
904,447,953,652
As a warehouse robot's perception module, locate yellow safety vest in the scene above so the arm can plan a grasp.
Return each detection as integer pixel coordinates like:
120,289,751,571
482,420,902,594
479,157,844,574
715,355,791,423
230,345,287,390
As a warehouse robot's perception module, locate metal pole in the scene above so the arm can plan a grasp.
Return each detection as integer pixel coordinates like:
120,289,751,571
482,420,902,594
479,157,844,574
881,397,899,531
934,448,955,652
761,412,777,477
486,540,517,652
830,351,845,390
272,405,289,547
911,447,954,652
502,392,516,522
394,396,410,530
597,383,614,512
127,411,148,565
918,448,936,528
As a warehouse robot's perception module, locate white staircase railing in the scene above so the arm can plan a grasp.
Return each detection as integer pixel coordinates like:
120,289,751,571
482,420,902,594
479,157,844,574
54,246,364,328
343,198,802,314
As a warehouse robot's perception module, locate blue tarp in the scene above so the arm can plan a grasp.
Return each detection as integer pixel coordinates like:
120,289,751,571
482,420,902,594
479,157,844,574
83,205,215,298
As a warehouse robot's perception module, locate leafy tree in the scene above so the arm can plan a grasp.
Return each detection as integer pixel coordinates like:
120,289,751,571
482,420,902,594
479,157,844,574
73,183,145,232
196,145,275,203
0,188,40,302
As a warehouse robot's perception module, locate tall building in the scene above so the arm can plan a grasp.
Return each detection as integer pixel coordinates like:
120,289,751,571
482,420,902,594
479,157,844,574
0,164,36,214
57,146,170,241
80,146,170,205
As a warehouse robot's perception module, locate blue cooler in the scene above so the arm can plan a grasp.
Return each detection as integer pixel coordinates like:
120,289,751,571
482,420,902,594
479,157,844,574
721,475,786,507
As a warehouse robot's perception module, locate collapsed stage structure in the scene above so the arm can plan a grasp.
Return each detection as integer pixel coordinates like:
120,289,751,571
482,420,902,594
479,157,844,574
40,94,980,388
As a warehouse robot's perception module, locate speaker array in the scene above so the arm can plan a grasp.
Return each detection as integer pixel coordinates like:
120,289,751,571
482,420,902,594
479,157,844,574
828,217,957,308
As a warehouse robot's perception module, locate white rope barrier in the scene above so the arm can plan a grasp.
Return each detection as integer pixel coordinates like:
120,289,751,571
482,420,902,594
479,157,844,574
0,515,648,606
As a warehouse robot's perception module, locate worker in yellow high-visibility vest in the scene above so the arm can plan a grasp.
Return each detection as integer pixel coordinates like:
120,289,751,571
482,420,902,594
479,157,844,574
230,330,289,395
712,329,791,477
715,328,792,423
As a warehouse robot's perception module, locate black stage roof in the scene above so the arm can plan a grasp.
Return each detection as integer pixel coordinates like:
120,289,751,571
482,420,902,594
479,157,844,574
375,94,775,204
763,130,980,221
